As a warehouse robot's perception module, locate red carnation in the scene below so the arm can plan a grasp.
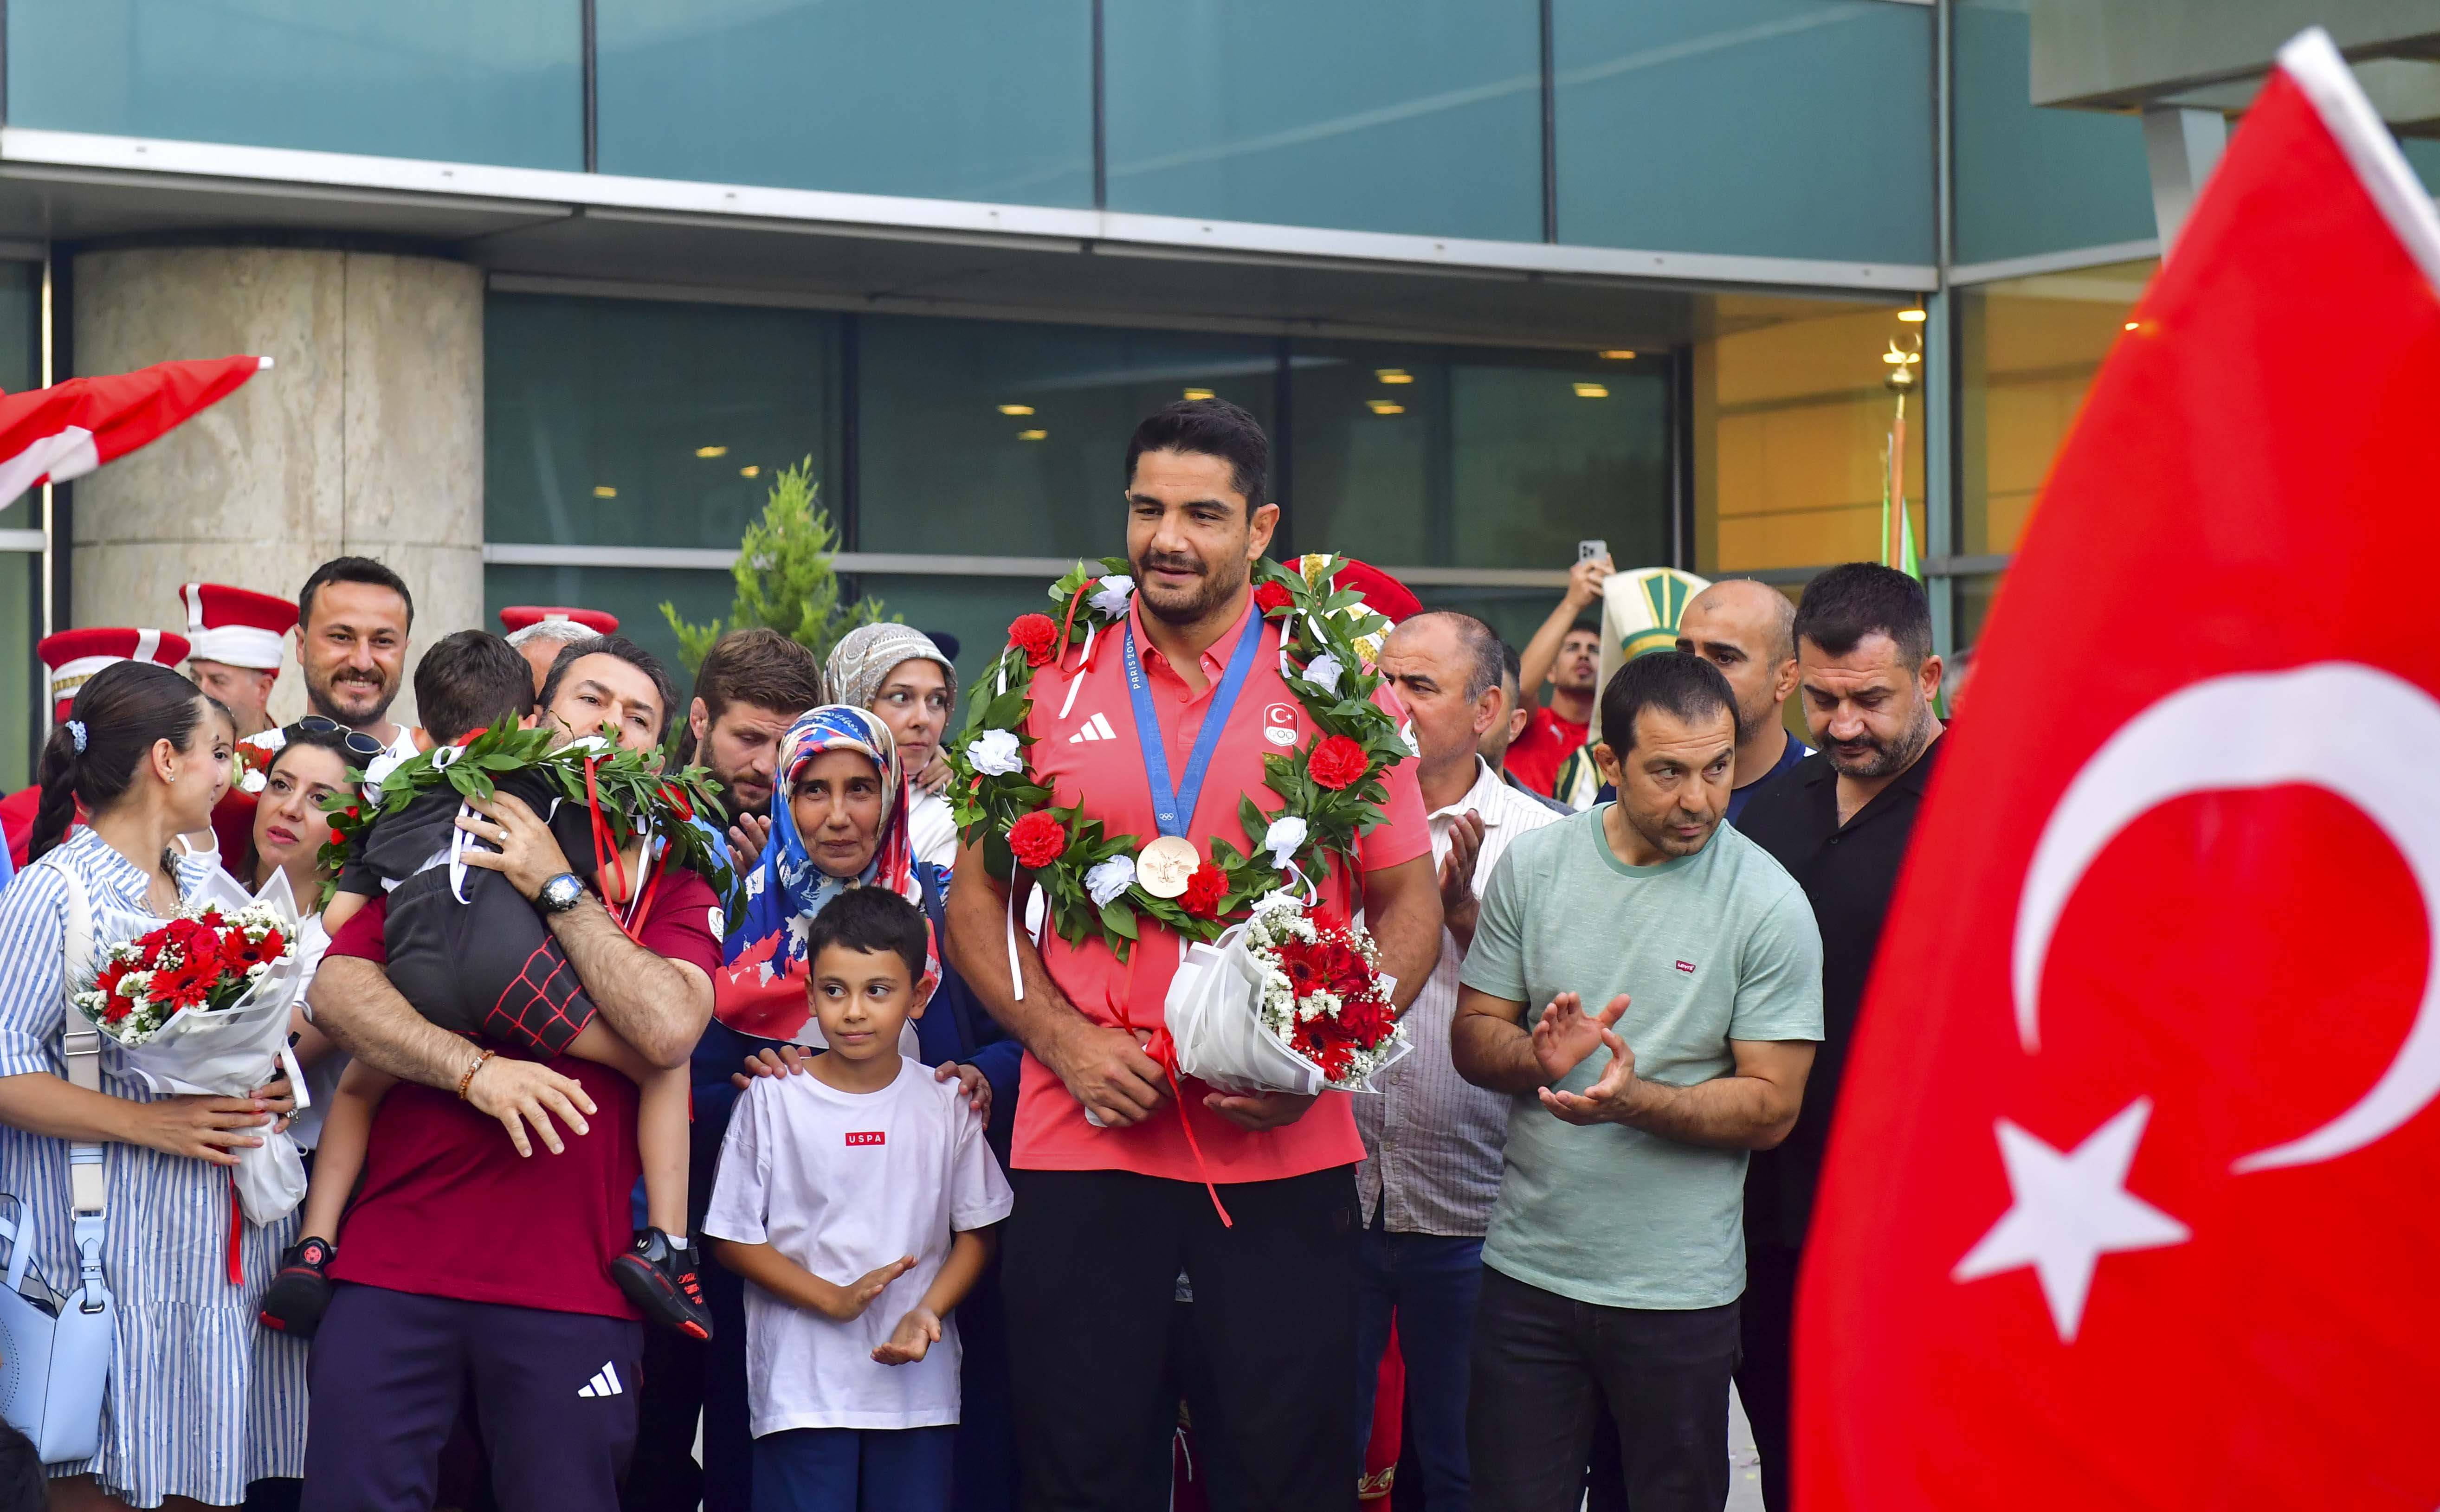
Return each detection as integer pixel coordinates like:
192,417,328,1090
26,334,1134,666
1007,811,1069,870
1254,581,1293,617
1179,862,1228,919
1308,734,1368,790
1008,613,1061,668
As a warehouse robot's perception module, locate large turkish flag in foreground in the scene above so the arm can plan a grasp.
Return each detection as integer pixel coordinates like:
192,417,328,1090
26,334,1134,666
0,353,268,507
1799,30,2440,1511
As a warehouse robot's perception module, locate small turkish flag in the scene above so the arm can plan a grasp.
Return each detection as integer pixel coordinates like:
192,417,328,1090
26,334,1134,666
1799,30,2440,1512
0,354,269,507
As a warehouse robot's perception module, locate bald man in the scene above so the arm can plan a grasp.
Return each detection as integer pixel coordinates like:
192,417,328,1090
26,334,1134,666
1675,579,1809,823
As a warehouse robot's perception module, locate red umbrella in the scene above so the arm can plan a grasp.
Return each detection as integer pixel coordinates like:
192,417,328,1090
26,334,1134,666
0,354,271,506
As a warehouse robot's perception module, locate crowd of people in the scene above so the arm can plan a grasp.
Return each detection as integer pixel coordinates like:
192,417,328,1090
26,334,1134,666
0,396,1948,1512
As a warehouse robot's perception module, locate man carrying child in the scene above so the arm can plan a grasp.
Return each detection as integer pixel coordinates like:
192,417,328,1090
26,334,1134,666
300,633,726,1512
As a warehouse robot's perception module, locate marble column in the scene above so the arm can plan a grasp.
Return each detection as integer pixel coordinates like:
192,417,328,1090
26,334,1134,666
70,245,484,730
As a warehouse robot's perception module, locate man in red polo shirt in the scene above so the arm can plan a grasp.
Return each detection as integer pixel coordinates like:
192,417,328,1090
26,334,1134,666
298,636,722,1512
947,398,1443,1512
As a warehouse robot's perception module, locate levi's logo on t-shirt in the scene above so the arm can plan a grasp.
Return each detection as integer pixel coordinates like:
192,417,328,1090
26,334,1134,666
1674,960,1697,975
844,1132,885,1147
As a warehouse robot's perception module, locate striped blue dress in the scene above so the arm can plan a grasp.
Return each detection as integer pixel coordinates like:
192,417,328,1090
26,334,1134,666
0,829,308,1504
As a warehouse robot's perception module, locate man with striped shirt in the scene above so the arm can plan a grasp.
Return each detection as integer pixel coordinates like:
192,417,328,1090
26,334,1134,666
1362,611,1563,1509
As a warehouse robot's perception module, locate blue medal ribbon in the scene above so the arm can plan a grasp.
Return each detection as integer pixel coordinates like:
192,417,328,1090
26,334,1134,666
1120,606,1266,839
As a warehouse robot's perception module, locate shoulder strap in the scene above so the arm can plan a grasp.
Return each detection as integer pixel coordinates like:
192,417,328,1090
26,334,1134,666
40,858,110,1225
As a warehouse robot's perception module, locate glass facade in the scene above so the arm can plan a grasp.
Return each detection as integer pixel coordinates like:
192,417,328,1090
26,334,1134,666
597,0,1093,206
1956,258,2156,558
856,318,1278,561
485,295,841,553
8,0,582,170
1951,0,2155,266
1287,343,1668,570
1553,0,1935,264
1102,0,1543,241
0,262,38,791
1692,298,1928,578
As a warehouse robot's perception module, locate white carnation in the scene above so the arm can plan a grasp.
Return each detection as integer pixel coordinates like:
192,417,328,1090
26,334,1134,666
1085,855,1136,907
1301,652,1344,697
1089,575,1136,616
1261,816,1307,870
967,728,1024,777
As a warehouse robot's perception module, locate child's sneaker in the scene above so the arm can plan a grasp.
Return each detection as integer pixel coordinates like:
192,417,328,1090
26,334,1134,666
258,1236,337,1338
611,1228,713,1340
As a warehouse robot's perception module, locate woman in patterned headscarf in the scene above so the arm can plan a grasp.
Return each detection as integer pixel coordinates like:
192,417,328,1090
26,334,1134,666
825,624,960,869
695,705,1020,1511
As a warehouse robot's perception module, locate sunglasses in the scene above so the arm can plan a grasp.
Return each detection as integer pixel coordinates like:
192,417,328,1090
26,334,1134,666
289,715,387,761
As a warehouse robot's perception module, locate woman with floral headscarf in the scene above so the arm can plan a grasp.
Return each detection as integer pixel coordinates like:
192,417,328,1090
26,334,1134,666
692,706,1020,1512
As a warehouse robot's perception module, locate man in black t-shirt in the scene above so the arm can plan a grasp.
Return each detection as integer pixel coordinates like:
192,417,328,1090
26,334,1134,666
1732,564,1945,1512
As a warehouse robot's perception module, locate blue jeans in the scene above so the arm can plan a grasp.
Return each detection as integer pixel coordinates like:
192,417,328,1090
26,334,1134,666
1353,1217,1485,1512
750,1425,955,1512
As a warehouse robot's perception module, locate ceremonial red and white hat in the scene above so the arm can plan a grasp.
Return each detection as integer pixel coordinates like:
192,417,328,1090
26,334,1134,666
39,627,193,722
498,605,620,637
179,581,295,670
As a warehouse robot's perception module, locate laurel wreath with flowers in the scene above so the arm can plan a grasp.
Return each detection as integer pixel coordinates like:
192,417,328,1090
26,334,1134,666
946,554,1410,958
313,721,738,915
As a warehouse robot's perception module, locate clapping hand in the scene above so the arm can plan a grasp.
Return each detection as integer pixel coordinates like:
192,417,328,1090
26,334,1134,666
1437,811,1487,947
1530,992,1630,1084
873,1305,944,1365
728,812,773,872
1540,1029,1648,1127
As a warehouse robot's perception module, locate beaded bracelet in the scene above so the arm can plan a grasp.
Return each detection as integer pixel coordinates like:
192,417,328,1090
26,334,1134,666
457,1048,496,1101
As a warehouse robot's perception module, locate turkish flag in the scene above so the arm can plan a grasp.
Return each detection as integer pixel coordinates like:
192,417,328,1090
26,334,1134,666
1799,30,2440,1512
0,353,269,507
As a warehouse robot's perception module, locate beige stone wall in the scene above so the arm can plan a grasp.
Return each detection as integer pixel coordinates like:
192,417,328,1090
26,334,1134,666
70,246,483,730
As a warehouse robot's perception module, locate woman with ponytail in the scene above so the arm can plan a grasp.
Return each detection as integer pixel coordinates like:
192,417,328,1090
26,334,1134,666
0,661,307,1507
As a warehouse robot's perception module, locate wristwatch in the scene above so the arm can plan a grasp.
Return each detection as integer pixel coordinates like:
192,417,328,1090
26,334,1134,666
536,872,586,914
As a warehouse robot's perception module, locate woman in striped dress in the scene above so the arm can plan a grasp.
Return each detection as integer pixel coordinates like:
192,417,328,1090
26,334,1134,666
0,662,308,1508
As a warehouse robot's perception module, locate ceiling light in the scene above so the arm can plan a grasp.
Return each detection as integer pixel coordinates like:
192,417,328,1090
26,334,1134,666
1182,387,1214,400
695,445,728,458
1375,368,1414,384
1897,308,1927,323
739,465,760,478
2124,320,2140,331
592,485,616,498
999,403,1035,416
1366,399,1405,416
1573,382,1609,399
1599,349,1637,360
1016,429,1048,441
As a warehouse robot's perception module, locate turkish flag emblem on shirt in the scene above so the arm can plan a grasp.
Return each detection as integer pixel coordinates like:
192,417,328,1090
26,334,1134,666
1799,31,2440,1512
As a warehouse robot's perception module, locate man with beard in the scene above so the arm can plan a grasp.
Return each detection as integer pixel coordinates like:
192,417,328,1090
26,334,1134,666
1673,579,1809,824
1730,562,1945,1512
247,556,424,765
1450,651,1820,1512
678,627,826,869
1510,554,1609,798
946,398,1442,1512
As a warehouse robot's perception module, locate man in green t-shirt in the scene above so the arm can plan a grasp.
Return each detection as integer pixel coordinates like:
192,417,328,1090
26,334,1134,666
1453,651,1824,1512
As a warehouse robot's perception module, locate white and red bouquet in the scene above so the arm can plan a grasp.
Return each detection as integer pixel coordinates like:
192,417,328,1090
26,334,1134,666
1166,896,1409,1097
75,902,293,1047
68,870,311,1224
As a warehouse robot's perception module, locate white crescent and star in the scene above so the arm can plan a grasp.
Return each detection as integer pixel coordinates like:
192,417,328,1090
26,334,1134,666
1960,662,2440,1341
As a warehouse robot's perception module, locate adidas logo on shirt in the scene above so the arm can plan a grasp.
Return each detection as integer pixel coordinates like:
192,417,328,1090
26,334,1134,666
1069,712,1118,744
577,1362,624,1399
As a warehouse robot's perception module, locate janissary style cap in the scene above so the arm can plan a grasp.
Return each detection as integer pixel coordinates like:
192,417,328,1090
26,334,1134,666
179,581,295,670
1293,554,1423,625
498,605,620,639
40,627,193,721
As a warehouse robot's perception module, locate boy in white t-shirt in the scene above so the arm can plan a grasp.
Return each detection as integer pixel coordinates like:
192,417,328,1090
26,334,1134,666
704,887,1013,1512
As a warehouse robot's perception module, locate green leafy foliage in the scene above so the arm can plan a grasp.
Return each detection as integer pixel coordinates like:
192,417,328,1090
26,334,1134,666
659,457,894,675
315,723,740,922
